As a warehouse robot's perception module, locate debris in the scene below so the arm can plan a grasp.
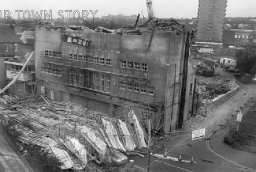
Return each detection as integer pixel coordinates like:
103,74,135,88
128,110,147,149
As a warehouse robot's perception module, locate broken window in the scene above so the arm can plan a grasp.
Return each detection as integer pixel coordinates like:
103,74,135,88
141,63,148,71
45,50,49,56
128,61,134,69
134,62,140,70
78,39,83,45
72,38,77,43
67,36,72,43
121,60,127,68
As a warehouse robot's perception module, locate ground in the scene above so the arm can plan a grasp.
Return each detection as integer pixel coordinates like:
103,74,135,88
132,72,256,172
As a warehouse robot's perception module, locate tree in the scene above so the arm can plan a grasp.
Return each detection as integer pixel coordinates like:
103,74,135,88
235,46,256,75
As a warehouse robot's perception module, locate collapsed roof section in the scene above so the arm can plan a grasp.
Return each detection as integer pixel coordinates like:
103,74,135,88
40,18,189,36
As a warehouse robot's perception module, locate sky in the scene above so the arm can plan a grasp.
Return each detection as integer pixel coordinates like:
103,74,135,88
1,0,256,19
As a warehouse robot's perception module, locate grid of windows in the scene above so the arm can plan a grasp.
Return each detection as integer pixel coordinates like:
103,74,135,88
45,50,62,58
121,60,148,71
66,36,91,47
68,69,111,93
42,62,63,76
119,80,154,96
67,52,112,66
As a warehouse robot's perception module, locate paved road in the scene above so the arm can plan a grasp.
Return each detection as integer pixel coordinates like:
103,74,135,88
0,127,34,172
133,136,250,172
133,80,256,172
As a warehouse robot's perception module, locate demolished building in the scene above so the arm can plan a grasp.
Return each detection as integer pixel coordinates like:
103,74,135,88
34,19,195,132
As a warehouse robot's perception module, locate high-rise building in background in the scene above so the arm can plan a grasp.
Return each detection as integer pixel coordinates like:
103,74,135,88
197,0,227,42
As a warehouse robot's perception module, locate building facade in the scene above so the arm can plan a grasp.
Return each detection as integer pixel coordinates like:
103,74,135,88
197,0,227,42
35,26,195,132
0,24,35,96
223,29,256,47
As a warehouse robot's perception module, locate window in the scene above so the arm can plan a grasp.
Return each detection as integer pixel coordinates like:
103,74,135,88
99,57,105,65
127,83,133,91
120,81,126,89
5,64,10,70
72,38,77,43
234,35,238,39
14,44,18,51
45,50,49,56
134,84,140,92
88,56,93,63
49,51,53,57
53,51,57,57
67,36,72,43
93,73,100,91
147,87,154,95
78,39,83,45
74,54,78,60
121,60,127,68
134,62,140,70
141,63,148,71
106,58,111,65
83,56,87,62
79,55,83,61
105,75,111,93
94,56,99,64
141,86,147,94
69,53,73,60
57,52,61,58
128,61,134,69
100,75,105,92
4,45,8,52
83,40,87,46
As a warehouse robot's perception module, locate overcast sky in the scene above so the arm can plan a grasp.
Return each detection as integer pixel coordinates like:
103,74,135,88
1,0,256,19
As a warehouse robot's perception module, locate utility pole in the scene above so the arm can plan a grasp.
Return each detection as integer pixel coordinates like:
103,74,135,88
147,117,151,172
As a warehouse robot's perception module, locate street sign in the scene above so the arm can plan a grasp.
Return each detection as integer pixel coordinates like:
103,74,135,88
192,128,206,141
237,110,243,122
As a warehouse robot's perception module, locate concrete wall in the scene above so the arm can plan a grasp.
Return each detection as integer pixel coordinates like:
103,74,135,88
35,27,193,132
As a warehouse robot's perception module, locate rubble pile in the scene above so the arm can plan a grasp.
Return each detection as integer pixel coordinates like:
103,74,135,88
0,96,148,171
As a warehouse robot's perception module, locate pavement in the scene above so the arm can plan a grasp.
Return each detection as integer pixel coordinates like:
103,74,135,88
133,80,256,172
210,130,256,171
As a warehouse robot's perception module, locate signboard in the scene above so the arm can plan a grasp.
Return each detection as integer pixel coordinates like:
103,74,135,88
237,110,243,122
192,128,206,141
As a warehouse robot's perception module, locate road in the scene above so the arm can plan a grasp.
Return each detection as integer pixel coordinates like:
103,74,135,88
133,79,256,172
